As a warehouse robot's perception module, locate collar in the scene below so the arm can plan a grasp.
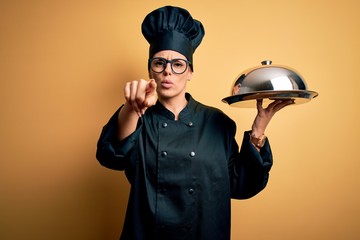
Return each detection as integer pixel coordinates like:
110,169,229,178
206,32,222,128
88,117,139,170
154,93,196,122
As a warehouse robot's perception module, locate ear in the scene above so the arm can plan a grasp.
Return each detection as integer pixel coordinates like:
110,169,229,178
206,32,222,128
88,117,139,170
187,70,193,81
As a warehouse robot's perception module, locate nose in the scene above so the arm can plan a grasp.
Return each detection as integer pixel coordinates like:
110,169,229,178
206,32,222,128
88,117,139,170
163,62,172,74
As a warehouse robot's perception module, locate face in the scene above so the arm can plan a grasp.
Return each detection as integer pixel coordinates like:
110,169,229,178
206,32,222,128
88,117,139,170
149,50,193,101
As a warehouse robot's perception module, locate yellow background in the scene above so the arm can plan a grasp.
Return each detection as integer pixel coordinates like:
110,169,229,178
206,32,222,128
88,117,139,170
1,0,359,239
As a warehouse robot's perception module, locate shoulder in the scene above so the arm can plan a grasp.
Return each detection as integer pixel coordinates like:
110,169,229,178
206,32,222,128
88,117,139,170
192,99,235,127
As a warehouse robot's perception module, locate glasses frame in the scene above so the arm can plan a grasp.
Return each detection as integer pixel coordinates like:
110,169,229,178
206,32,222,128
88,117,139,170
148,57,191,74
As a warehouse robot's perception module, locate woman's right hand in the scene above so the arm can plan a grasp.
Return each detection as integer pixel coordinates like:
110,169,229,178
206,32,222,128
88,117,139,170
117,79,157,140
124,79,157,117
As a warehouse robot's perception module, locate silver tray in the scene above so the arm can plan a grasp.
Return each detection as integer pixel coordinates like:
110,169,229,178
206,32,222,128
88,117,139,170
222,90,319,108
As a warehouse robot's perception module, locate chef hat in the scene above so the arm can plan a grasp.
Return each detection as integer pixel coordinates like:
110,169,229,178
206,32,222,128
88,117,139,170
141,5,205,71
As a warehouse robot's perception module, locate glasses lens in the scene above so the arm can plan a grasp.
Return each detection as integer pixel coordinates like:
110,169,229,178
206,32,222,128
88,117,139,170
150,58,166,73
171,59,187,74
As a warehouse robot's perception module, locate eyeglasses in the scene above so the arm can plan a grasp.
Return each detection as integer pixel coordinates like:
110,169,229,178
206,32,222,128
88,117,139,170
149,57,191,74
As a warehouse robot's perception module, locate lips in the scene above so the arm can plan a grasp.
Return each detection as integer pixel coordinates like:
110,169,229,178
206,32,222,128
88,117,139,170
161,80,173,89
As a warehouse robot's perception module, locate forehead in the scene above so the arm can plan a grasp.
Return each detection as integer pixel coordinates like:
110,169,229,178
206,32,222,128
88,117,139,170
152,50,186,59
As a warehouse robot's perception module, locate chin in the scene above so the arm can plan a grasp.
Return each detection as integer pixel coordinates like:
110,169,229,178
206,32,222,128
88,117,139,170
157,91,173,99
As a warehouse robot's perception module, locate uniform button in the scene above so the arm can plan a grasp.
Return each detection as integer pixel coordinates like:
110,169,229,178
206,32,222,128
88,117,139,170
188,122,193,127
189,151,195,157
161,151,168,157
162,122,168,128
188,188,195,194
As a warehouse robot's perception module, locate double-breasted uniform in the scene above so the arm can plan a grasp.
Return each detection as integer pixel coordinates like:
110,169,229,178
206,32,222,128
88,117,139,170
96,93,273,240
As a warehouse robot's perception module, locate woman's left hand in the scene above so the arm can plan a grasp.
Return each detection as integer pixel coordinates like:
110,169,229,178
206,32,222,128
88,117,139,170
251,99,295,137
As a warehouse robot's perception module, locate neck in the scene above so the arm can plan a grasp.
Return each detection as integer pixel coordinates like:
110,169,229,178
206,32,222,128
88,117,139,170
159,94,188,120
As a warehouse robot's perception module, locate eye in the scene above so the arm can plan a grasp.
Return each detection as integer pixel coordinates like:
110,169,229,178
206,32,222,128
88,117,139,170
154,59,166,66
172,59,186,68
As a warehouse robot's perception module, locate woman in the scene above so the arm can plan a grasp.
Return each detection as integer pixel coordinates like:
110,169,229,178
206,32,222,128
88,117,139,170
96,6,293,240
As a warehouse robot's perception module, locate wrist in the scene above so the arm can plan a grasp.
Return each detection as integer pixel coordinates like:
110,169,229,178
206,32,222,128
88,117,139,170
251,121,265,135
118,103,140,125
249,132,267,148
250,127,264,138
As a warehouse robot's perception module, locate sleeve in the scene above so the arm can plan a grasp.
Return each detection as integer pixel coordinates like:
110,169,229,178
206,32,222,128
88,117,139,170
229,130,273,199
96,106,142,171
